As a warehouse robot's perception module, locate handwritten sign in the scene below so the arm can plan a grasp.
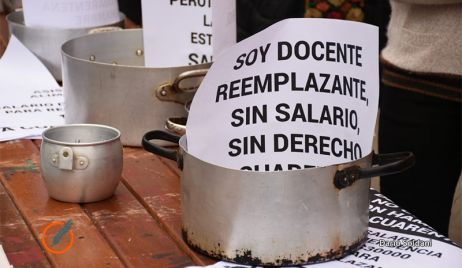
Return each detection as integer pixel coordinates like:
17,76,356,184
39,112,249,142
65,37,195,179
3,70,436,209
186,19,379,171
0,36,64,141
22,0,120,28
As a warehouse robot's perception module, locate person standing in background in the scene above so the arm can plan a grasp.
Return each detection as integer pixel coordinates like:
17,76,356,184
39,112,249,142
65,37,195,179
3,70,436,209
117,0,141,28
118,1,389,43
379,0,461,236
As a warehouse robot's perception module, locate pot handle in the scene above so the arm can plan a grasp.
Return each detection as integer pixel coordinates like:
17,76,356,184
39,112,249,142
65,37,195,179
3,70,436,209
173,69,209,93
142,130,180,162
334,151,415,189
165,117,187,136
155,68,209,105
87,26,123,34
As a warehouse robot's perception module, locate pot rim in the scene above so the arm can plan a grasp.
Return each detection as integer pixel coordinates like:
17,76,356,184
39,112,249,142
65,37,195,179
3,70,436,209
42,124,121,146
61,29,213,70
6,10,125,31
178,135,374,174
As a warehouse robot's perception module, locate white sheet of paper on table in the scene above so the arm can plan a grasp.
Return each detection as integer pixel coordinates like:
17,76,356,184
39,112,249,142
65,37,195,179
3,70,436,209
21,0,120,29
185,191,462,268
0,35,59,90
186,18,379,171
186,226,462,268
0,245,13,268
0,36,64,142
186,260,353,268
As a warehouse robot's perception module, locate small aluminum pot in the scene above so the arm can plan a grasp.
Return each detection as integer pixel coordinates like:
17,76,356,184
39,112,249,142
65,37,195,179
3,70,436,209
41,124,122,203
142,130,414,266
61,29,210,146
6,11,125,81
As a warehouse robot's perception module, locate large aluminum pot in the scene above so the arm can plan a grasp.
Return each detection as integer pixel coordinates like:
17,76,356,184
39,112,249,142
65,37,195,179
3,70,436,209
41,124,122,203
61,29,209,146
142,130,415,266
6,11,125,81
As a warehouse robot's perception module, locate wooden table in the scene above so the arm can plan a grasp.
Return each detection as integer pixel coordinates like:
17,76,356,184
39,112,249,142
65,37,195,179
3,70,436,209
0,12,213,268
0,139,216,267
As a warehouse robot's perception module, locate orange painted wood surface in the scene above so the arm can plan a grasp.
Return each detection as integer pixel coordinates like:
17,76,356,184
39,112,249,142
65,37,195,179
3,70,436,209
0,140,124,267
0,182,51,268
122,148,214,266
82,184,195,267
0,139,215,267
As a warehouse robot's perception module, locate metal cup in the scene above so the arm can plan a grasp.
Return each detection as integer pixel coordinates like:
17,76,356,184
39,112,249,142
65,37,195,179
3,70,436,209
40,124,122,203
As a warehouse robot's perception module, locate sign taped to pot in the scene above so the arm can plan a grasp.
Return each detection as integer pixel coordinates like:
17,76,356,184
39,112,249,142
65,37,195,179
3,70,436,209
22,0,120,28
141,0,236,67
187,18,379,171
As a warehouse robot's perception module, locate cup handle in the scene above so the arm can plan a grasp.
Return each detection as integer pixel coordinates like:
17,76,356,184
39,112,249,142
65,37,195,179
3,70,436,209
58,147,74,170
49,147,89,170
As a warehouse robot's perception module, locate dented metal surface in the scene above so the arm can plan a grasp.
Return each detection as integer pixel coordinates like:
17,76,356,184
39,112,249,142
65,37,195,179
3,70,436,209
41,124,122,203
182,228,368,266
143,132,413,264
178,136,371,265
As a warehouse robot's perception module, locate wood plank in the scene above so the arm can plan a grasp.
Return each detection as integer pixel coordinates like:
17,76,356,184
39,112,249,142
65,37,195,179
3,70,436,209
122,147,215,265
82,182,195,267
33,140,199,267
33,139,41,148
158,157,182,177
0,182,51,268
0,140,124,267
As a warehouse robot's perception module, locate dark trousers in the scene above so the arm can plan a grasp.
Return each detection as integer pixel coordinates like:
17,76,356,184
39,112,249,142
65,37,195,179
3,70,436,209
379,81,461,236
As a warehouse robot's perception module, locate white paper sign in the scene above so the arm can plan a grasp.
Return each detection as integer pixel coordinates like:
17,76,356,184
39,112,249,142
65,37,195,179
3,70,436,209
212,0,236,59
141,0,213,67
0,36,64,142
22,0,120,29
188,228,462,268
187,19,379,171
186,261,353,268
186,190,462,268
